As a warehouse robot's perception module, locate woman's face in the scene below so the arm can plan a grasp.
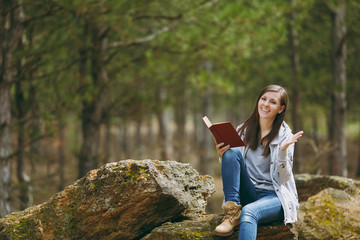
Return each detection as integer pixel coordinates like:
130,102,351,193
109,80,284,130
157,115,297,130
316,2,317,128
257,91,285,121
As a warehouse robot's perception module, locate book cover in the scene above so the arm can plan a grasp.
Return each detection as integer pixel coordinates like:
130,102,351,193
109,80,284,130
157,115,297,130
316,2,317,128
202,116,245,148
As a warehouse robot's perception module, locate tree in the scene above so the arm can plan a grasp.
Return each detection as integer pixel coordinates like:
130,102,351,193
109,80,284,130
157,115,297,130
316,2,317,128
327,0,347,177
0,0,24,217
287,0,302,173
78,21,110,178
15,46,33,210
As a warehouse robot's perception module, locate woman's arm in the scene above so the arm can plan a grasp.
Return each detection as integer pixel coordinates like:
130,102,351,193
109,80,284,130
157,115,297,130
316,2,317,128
274,131,303,185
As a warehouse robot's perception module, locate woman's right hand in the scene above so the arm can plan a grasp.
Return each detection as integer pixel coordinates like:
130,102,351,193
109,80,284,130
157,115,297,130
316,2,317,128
214,138,230,157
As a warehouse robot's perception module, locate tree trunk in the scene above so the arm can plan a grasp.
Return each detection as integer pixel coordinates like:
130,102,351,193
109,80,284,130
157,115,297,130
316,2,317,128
58,119,66,191
357,121,360,177
199,88,213,175
78,24,109,178
78,85,102,177
15,13,32,210
198,61,213,175
0,83,13,217
192,108,202,152
27,26,43,179
328,0,347,177
119,118,130,159
288,0,302,173
0,0,24,217
155,88,171,160
29,107,43,177
15,66,32,210
173,79,187,162
135,118,143,159
146,113,153,155
104,117,111,164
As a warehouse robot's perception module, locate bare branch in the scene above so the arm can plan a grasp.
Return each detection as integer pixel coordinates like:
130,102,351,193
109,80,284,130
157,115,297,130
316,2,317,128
108,22,178,49
5,133,51,160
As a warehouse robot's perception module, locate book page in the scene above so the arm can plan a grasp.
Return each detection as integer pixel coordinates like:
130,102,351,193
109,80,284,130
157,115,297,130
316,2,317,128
202,116,212,128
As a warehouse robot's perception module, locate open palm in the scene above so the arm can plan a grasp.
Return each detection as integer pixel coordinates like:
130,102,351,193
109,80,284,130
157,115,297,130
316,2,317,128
280,131,303,151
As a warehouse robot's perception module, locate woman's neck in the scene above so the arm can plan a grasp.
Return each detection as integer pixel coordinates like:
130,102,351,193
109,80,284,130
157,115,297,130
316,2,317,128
259,118,274,137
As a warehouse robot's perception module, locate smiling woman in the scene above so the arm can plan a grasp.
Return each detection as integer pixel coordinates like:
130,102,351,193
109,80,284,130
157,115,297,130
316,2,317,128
213,85,303,239
258,92,285,121
238,85,290,157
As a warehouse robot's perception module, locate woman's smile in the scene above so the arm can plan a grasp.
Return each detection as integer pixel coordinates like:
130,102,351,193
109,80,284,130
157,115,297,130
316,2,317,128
258,91,284,120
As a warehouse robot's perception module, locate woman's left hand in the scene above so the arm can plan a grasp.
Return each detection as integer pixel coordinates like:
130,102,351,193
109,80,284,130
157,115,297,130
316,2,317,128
280,131,303,151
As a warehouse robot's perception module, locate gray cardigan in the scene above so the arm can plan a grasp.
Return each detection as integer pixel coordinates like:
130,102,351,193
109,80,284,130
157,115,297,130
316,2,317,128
221,121,299,224
266,122,299,224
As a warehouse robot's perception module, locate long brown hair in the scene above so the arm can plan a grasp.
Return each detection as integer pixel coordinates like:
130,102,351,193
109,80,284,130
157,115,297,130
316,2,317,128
238,85,288,156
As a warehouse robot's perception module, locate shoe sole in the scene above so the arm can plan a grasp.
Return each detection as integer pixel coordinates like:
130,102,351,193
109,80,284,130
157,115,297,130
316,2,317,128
214,229,234,237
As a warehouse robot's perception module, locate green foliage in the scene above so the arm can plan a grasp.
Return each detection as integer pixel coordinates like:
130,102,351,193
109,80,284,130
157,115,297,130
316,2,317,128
11,0,360,176
17,1,360,117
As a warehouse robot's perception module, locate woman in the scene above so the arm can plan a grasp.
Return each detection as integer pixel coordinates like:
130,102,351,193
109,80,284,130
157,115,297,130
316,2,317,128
214,85,303,239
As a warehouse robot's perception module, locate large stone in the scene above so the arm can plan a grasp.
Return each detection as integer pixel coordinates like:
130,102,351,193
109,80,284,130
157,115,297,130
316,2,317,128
143,174,360,240
142,214,297,240
0,160,215,240
295,174,360,201
3,164,360,240
295,188,360,239
295,174,360,239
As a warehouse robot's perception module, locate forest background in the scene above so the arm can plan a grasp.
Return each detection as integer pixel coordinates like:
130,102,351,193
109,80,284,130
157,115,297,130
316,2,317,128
1,0,359,217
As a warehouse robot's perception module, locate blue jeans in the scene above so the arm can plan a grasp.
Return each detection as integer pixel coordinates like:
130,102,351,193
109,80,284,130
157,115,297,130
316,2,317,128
221,148,284,240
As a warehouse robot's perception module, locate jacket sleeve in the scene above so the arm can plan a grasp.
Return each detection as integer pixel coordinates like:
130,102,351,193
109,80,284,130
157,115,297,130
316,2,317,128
273,136,295,185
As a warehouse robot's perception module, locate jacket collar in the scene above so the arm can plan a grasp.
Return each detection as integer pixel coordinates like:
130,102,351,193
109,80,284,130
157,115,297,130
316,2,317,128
270,122,289,146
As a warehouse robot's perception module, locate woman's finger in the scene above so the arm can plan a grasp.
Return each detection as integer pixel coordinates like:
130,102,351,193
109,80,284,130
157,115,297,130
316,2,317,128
217,144,230,157
281,131,303,151
216,142,225,149
293,131,304,141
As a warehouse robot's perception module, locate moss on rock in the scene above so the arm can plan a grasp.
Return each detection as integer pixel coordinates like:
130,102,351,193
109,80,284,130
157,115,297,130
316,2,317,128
296,187,360,239
0,160,215,240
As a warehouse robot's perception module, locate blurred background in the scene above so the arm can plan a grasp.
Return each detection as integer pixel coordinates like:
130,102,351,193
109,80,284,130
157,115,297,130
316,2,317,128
1,0,359,216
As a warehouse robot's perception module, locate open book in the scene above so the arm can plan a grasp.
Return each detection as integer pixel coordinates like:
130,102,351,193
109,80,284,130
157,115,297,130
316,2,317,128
202,116,245,148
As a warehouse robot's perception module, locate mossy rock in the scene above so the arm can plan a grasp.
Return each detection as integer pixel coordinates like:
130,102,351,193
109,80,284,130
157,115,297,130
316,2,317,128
0,160,215,240
142,214,296,240
295,174,360,202
295,188,360,239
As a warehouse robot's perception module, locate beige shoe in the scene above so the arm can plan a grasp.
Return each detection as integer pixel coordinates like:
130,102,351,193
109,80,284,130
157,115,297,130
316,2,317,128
214,201,242,237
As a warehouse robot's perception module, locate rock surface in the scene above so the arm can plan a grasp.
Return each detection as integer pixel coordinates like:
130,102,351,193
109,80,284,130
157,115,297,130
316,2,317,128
295,188,360,239
295,174,360,201
294,174,360,239
142,214,297,240
143,174,360,240
0,160,215,240
2,161,360,240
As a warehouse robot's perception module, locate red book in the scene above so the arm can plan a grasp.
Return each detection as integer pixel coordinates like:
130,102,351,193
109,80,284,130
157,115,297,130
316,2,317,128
202,116,245,148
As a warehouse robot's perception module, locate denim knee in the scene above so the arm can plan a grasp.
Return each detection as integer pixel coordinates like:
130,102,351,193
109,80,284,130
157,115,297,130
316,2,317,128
222,148,241,164
239,206,258,240
240,205,259,225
